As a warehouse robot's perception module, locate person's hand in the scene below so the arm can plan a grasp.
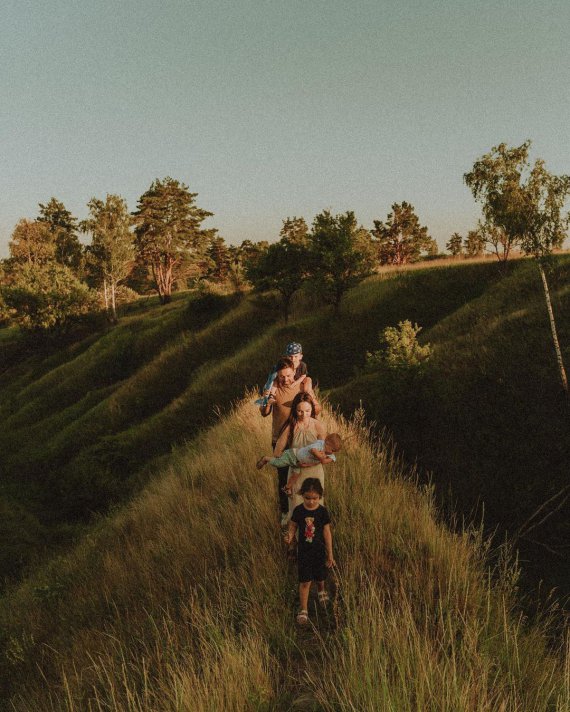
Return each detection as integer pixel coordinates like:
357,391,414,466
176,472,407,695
326,556,335,568
283,531,292,544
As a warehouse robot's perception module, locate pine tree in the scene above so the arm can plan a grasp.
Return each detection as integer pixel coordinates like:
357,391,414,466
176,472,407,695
133,178,214,303
372,202,431,265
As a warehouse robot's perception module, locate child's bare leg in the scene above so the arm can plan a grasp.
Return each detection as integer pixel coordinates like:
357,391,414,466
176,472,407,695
299,581,311,612
316,579,329,605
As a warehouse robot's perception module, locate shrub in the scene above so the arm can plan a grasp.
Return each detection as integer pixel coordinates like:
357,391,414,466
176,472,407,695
366,320,431,371
2,262,98,334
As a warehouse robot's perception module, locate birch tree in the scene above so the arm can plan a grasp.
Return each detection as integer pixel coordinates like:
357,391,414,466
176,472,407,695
82,194,134,323
465,141,570,394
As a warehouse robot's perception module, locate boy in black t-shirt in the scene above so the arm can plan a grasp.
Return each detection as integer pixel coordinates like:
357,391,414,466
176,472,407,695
285,478,335,625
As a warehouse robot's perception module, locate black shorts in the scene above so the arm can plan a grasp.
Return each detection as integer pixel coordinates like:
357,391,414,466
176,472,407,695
298,554,328,583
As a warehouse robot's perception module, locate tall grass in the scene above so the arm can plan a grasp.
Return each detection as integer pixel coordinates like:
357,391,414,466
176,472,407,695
1,399,567,710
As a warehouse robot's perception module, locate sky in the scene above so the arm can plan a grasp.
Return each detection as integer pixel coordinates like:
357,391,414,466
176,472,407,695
2,0,570,256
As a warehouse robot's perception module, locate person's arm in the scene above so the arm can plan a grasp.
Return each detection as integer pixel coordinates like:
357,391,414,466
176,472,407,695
259,388,277,418
284,519,298,545
314,419,327,440
323,523,334,567
299,447,334,466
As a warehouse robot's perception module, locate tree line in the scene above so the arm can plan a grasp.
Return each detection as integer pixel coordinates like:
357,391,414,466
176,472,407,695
0,178,440,331
1,140,569,391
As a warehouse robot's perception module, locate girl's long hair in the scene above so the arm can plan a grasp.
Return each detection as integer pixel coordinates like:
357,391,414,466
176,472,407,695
278,392,316,448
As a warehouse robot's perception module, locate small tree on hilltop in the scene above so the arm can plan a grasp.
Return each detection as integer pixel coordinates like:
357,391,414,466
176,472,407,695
463,227,486,257
9,219,55,266
228,239,269,292
133,177,214,304
371,201,432,265
1,262,97,335
82,194,135,323
280,216,309,245
465,141,570,394
477,221,513,263
204,235,231,284
446,232,463,257
38,198,83,273
246,218,309,322
308,210,374,313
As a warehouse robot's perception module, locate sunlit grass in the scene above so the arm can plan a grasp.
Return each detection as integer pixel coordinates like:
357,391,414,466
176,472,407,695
2,399,567,710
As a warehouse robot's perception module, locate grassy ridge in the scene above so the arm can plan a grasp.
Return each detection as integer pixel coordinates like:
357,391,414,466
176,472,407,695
1,400,567,710
328,257,570,596
0,257,568,597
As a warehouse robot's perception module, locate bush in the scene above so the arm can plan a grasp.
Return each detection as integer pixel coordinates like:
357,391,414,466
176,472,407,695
366,320,431,371
2,262,98,334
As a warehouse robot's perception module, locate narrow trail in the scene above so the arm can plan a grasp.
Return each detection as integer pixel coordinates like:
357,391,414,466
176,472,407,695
277,537,341,711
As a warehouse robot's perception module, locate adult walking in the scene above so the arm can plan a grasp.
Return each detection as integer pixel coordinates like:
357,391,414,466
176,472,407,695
260,357,320,525
273,392,326,521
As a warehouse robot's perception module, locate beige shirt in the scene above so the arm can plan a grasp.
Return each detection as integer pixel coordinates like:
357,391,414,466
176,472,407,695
271,380,303,442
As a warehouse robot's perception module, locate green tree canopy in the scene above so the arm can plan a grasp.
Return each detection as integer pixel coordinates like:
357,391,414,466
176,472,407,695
38,198,83,272
246,219,309,322
9,219,55,266
133,177,214,303
280,216,309,246
1,262,97,334
465,141,570,392
446,232,463,257
371,201,432,265
204,235,232,283
229,239,269,292
463,228,486,257
308,210,374,312
82,194,135,322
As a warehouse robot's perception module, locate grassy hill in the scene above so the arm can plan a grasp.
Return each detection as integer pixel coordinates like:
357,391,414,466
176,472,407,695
1,399,568,710
0,256,568,596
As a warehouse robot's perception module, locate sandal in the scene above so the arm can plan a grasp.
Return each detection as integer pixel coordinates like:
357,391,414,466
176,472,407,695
296,610,308,625
317,590,329,606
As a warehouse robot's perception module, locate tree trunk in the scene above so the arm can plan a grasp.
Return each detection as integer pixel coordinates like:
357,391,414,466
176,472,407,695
103,278,109,311
110,282,118,323
538,260,568,394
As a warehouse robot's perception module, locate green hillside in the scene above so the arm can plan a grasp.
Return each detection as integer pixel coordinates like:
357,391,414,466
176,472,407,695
1,400,567,710
0,256,568,601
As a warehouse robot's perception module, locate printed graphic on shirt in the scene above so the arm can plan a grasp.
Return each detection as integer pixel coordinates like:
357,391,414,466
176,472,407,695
304,517,315,543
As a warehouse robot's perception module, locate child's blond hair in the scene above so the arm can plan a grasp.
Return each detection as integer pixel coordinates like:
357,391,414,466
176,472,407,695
325,433,342,452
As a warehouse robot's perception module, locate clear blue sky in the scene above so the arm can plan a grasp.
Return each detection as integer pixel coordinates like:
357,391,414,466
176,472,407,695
2,0,570,256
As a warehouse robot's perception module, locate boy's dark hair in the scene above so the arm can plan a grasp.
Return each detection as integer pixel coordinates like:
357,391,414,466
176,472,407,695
299,478,324,497
325,433,342,452
275,356,294,372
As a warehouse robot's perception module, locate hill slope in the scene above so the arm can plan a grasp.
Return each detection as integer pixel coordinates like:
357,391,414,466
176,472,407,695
0,257,568,602
1,400,567,710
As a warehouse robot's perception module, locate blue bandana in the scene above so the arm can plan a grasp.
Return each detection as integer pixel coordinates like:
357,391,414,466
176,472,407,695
284,342,302,356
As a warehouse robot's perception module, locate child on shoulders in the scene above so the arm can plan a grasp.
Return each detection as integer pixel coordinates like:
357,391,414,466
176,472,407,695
256,342,312,406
